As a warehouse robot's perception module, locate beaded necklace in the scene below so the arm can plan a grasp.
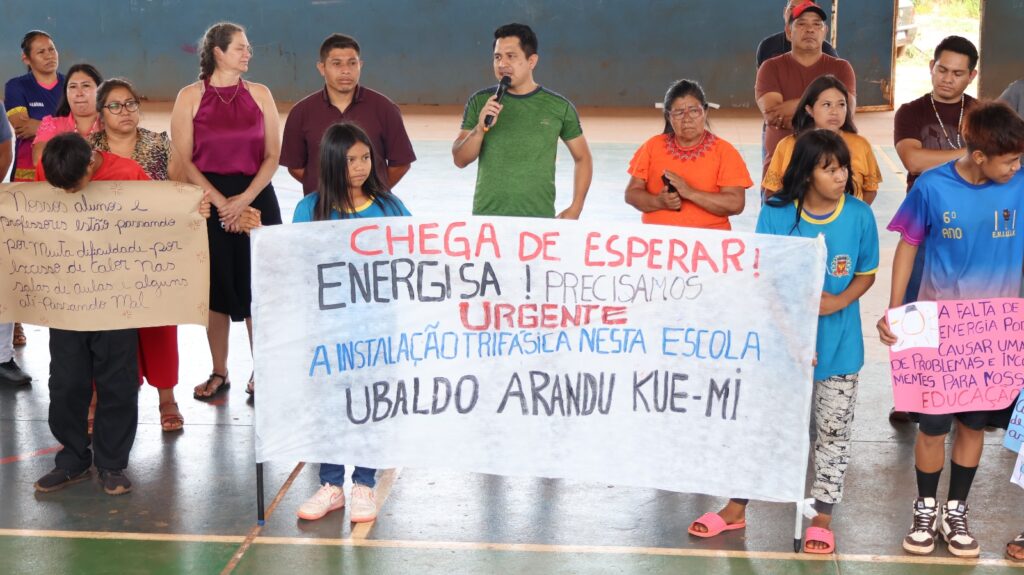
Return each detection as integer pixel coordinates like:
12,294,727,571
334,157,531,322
665,130,716,161
929,93,964,150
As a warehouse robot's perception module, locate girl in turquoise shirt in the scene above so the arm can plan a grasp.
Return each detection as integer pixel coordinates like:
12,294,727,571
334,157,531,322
294,122,409,523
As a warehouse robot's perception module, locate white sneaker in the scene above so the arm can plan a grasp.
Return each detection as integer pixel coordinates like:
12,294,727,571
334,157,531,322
297,484,345,521
902,497,938,555
940,500,980,558
350,484,377,523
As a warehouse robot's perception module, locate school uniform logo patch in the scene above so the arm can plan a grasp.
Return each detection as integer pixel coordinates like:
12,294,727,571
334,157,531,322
993,208,1017,239
829,255,852,278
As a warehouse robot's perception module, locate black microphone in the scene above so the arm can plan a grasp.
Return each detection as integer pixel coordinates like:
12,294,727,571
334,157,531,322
483,75,511,132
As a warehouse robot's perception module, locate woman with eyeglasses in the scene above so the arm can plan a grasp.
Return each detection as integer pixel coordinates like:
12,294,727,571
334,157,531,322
625,78,752,230
31,62,103,166
90,78,182,181
86,78,185,431
171,21,283,402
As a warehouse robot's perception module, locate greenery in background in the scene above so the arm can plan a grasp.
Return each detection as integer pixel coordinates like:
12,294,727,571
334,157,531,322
899,0,980,64
913,0,980,19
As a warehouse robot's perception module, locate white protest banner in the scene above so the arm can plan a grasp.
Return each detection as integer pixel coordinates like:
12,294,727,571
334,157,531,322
0,181,209,330
253,217,825,502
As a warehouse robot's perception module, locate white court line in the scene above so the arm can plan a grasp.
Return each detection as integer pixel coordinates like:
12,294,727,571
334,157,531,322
874,144,906,176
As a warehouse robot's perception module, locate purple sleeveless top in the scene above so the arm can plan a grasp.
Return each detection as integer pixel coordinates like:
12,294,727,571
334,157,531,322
192,80,265,175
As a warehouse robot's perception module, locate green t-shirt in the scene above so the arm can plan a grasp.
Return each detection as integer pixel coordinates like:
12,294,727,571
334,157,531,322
461,86,583,217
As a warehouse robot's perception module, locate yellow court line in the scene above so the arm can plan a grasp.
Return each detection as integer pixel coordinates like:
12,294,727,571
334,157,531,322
1,528,1022,568
874,144,906,176
350,467,403,540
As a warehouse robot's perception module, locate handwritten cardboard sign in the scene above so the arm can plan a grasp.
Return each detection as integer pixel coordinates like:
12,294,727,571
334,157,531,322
252,217,826,502
0,181,209,330
887,299,1024,415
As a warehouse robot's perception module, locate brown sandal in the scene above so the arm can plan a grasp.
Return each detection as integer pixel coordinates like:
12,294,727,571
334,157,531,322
12,323,26,347
159,402,184,432
194,372,230,400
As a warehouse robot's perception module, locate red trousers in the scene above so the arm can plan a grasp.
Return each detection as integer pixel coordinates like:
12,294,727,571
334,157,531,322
138,326,178,389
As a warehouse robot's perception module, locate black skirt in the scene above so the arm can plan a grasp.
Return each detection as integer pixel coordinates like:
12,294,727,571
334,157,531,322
204,173,282,321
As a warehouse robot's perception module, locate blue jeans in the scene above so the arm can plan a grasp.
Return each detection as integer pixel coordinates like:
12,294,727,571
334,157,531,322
319,463,377,488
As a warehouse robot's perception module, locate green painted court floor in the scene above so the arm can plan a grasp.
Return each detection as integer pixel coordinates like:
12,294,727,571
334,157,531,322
2,534,1023,574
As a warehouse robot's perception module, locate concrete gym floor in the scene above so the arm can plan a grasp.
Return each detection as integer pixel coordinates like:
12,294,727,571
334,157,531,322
1,105,1023,574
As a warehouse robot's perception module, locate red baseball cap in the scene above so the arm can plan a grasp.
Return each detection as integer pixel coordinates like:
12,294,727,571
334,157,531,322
789,1,828,23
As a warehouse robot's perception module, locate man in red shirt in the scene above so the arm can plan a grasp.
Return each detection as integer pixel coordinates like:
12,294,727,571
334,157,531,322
755,0,856,176
280,33,415,195
33,133,148,496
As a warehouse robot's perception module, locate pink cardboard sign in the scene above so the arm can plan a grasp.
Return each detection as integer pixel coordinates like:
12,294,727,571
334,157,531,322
887,298,1024,414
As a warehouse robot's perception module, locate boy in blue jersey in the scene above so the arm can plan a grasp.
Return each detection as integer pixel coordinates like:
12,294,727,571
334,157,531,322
879,101,1024,558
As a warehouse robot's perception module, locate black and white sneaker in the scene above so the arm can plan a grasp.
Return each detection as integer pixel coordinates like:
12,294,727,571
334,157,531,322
940,500,980,558
903,497,939,555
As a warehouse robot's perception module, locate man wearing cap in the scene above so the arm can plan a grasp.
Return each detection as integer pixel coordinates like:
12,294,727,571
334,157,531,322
452,22,592,219
756,0,838,69
755,0,856,176
281,33,416,196
755,0,839,165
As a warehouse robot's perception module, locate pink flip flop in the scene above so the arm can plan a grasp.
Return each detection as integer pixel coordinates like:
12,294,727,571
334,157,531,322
687,512,747,538
804,526,836,554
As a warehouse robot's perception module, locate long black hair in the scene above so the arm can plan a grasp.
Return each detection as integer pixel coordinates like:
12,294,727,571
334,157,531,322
54,63,102,117
315,122,402,222
791,74,857,135
767,129,854,231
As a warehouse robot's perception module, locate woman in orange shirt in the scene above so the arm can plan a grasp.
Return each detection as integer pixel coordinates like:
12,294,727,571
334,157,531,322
625,79,753,230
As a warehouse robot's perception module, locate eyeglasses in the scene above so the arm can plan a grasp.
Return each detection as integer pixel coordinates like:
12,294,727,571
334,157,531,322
668,107,705,119
103,100,140,114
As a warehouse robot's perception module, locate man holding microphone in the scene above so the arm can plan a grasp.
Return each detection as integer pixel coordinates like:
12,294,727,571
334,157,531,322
452,23,592,219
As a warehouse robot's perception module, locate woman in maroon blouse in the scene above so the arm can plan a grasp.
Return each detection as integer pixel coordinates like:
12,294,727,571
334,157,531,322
171,22,283,400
